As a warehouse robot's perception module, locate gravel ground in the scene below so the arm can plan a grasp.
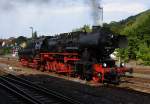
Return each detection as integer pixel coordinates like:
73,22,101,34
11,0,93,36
126,63,150,75
0,90,12,104
0,56,150,104
20,74,150,104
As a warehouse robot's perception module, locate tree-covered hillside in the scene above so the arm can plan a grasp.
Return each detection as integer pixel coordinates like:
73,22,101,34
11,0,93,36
105,10,150,65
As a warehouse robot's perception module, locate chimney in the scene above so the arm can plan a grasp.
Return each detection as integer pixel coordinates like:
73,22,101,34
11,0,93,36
92,26,101,32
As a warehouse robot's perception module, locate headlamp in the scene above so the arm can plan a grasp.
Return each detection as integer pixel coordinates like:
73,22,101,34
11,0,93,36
121,62,125,67
103,63,107,67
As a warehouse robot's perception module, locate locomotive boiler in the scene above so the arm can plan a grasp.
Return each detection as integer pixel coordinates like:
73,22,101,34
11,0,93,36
18,26,132,84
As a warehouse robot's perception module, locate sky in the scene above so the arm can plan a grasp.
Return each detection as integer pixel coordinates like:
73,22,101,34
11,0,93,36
0,0,150,38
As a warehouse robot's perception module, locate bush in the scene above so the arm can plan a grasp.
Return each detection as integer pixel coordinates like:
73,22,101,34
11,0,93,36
2,47,12,55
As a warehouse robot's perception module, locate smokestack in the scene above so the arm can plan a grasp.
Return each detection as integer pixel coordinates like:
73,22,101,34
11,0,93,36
91,0,103,27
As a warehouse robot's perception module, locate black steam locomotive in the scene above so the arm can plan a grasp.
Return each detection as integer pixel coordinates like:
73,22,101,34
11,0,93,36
18,26,131,84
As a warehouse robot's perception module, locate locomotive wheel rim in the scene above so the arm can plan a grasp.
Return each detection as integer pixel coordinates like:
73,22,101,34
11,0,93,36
92,76,99,82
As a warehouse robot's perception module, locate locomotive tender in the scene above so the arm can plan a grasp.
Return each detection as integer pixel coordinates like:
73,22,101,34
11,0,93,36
18,26,132,84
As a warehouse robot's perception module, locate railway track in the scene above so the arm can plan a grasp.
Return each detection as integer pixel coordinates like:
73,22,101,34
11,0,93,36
0,74,82,104
119,78,150,93
128,81,150,92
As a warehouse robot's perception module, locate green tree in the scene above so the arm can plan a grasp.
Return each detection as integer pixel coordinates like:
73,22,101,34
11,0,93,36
72,25,92,32
106,10,150,65
15,36,27,45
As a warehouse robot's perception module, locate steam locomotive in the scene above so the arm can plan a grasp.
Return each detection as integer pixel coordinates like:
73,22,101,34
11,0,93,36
18,26,132,84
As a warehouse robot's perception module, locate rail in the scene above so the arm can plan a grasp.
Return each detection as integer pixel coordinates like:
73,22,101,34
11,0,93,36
0,74,82,104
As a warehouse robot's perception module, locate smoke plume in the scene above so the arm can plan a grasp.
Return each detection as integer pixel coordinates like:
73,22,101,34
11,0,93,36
90,0,103,26
86,0,103,26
